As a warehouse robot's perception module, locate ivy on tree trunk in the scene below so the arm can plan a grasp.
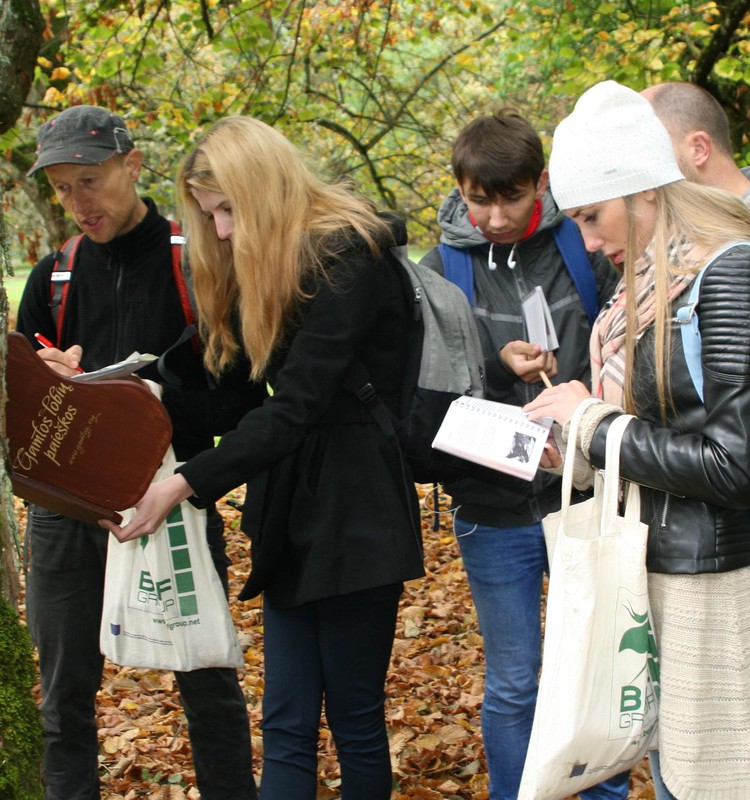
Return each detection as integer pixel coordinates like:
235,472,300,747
0,190,44,800
1,1,46,795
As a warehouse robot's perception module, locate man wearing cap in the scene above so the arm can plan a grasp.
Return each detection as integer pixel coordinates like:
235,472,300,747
17,105,262,800
641,81,750,203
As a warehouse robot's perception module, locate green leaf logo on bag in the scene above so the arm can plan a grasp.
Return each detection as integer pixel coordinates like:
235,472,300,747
618,602,660,690
609,590,660,742
134,505,201,623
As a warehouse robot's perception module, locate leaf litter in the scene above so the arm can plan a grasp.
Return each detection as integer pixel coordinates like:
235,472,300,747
16,486,654,799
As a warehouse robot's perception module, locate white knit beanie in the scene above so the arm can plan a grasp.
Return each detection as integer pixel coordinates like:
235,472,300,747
549,80,684,210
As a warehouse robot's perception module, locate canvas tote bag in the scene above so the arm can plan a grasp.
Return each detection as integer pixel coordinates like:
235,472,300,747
100,444,244,671
518,405,659,800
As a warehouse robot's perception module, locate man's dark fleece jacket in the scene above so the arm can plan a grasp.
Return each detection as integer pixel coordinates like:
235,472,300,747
16,198,265,461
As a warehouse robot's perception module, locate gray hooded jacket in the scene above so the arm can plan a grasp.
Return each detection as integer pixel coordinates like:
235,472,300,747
421,188,619,526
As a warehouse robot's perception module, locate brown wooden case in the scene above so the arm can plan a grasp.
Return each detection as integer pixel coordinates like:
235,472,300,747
6,332,173,524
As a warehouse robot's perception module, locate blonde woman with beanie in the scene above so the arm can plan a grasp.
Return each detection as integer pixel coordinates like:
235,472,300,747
524,81,750,800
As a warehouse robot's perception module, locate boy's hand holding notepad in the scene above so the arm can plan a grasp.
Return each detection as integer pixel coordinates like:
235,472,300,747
432,396,553,481
522,286,557,388
433,286,557,479
522,286,558,351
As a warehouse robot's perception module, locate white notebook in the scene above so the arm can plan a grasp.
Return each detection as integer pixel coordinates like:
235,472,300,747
432,396,552,481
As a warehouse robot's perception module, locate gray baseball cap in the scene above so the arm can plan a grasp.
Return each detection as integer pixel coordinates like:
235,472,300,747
27,105,135,176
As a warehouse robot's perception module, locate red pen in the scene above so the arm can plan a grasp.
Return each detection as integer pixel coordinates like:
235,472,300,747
34,332,85,373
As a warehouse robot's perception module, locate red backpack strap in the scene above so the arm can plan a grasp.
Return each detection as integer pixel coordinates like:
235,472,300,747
50,234,84,344
168,220,200,353
51,225,199,352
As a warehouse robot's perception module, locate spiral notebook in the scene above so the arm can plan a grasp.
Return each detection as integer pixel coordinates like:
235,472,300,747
432,396,553,481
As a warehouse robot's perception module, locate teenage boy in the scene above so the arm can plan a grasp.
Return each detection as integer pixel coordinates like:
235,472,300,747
17,105,264,800
421,109,624,800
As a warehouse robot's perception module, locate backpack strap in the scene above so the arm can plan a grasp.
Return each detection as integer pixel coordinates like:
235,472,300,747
675,241,750,402
342,360,397,442
50,234,84,344
51,223,198,353
553,216,599,326
439,243,474,306
168,220,201,355
169,220,195,328
675,268,707,402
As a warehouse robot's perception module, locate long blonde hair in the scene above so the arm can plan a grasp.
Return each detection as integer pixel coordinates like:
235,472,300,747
621,180,750,416
176,116,393,379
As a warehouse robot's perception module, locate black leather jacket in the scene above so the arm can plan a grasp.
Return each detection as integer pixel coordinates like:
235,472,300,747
589,244,750,574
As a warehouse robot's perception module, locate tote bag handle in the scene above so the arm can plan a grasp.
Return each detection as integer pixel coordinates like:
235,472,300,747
600,413,640,536
558,397,602,519
559,400,638,533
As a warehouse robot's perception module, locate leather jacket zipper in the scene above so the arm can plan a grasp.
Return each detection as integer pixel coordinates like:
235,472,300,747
659,493,671,528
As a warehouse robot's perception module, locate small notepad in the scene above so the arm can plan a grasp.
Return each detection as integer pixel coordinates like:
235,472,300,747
522,286,559,351
72,352,158,382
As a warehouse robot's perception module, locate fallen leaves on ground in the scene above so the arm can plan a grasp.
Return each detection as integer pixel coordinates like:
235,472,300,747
16,486,654,799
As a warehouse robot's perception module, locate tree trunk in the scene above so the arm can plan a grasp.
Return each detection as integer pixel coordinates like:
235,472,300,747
0,186,44,800
0,0,45,135
1,2,46,797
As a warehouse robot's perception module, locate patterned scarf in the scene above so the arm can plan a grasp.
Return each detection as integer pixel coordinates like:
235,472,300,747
590,241,696,408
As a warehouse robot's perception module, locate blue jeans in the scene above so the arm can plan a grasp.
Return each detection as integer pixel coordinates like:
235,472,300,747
454,516,629,800
260,583,402,800
649,751,678,799
25,505,256,800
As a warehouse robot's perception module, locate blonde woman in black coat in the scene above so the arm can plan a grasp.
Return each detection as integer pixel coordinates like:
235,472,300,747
103,116,424,799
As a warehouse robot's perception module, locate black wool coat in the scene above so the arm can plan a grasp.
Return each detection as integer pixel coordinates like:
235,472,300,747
178,223,425,608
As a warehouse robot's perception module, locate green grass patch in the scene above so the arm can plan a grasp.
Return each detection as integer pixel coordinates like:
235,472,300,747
4,268,30,319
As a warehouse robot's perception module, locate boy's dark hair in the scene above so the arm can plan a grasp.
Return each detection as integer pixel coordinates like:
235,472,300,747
451,108,545,196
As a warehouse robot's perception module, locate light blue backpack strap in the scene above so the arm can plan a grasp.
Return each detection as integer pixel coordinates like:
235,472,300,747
675,241,750,402
675,268,708,402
